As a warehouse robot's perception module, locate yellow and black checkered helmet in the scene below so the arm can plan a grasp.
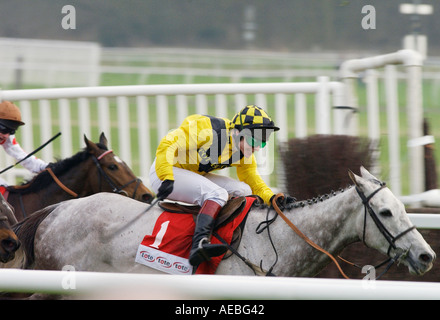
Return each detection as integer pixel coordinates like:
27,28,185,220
231,105,279,132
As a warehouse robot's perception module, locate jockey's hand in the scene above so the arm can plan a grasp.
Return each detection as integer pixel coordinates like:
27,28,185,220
271,194,296,211
157,179,174,200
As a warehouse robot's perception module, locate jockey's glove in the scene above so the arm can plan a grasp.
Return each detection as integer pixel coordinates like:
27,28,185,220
157,179,174,200
271,194,296,211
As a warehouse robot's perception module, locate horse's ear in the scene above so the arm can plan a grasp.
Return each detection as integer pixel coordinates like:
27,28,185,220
84,134,98,153
359,166,377,181
348,169,361,188
99,132,108,147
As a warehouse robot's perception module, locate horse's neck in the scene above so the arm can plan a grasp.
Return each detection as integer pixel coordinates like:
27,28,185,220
244,186,362,276
42,166,89,201
11,168,88,221
292,186,361,245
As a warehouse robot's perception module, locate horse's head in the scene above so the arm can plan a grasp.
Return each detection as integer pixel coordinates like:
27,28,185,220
0,194,20,263
349,166,436,276
84,133,154,203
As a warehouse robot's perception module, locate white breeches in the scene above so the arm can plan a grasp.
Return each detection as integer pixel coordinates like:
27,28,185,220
149,159,252,207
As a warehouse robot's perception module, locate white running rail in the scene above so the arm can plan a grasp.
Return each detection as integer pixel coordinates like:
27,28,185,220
0,269,439,299
0,80,344,186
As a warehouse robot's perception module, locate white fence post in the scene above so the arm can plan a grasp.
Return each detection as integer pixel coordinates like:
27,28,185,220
364,70,381,178
176,95,189,125
156,95,169,146
330,81,347,136
275,93,288,143
78,98,91,147
19,100,33,154
58,99,73,158
39,99,53,161
315,76,331,135
406,64,424,196
339,49,424,196
97,97,111,146
384,65,401,196
295,93,307,138
136,95,150,178
117,96,131,167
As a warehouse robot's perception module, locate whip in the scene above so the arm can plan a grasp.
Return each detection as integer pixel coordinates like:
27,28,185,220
0,132,62,175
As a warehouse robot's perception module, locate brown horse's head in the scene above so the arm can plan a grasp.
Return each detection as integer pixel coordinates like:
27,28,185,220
0,194,20,263
84,133,154,203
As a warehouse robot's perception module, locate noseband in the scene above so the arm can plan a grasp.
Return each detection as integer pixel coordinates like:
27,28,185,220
355,183,416,277
92,150,142,199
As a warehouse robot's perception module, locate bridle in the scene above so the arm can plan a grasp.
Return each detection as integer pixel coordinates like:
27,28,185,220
91,149,143,199
356,183,415,256
355,183,417,277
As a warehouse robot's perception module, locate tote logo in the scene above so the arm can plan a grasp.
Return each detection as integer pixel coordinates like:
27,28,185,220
61,5,76,30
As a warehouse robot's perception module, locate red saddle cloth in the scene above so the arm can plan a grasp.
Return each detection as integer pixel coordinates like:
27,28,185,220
135,196,256,275
0,186,8,200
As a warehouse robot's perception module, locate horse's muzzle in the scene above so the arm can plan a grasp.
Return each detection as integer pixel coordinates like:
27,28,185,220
406,248,436,276
0,236,20,263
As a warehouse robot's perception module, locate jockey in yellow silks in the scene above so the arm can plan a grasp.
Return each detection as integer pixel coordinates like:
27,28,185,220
150,105,295,267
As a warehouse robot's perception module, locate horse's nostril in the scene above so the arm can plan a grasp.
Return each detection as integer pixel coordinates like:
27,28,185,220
142,194,153,204
2,237,20,253
420,253,433,263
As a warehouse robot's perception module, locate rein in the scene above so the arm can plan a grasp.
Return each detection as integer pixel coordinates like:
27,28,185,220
271,193,350,279
45,167,78,197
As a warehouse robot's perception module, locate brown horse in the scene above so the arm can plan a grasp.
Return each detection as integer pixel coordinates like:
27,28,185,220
5,133,154,221
0,194,20,263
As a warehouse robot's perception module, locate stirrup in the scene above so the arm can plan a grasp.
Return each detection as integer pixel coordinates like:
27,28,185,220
189,237,228,266
196,237,211,262
198,237,209,249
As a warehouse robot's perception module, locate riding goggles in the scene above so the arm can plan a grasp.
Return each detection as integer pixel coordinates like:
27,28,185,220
244,135,267,148
0,123,15,135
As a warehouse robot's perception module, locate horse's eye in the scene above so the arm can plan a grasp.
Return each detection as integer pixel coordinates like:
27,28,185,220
380,209,392,217
108,164,118,171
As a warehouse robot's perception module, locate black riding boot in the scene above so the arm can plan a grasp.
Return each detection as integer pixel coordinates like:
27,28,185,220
189,200,228,267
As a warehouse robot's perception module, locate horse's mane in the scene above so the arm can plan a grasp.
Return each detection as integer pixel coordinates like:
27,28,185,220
290,185,353,210
7,142,108,195
290,177,385,210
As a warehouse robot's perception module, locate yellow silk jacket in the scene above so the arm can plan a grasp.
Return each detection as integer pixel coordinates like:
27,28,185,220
155,114,274,204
